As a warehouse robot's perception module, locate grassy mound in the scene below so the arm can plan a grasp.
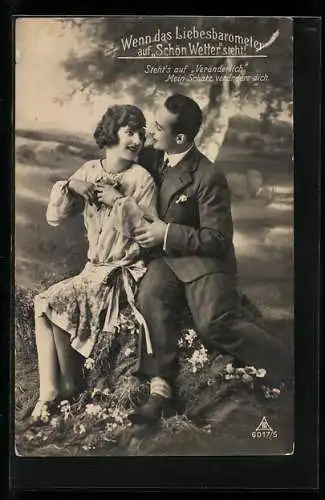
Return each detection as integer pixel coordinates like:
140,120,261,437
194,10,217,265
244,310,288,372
14,285,293,457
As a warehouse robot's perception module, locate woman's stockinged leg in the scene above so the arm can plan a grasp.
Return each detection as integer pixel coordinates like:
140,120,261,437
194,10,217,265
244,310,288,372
34,315,60,402
52,324,80,398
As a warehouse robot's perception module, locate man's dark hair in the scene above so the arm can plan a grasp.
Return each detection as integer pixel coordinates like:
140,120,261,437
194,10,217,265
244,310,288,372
94,104,146,149
164,94,203,141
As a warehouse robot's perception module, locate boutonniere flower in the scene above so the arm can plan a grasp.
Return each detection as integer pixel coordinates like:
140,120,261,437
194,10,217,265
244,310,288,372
175,194,188,204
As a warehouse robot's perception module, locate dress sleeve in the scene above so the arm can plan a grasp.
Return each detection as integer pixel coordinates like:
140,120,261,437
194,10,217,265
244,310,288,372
117,169,158,238
46,162,89,226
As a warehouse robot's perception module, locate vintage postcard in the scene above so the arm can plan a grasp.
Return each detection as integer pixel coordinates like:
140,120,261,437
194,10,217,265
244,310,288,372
14,16,294,457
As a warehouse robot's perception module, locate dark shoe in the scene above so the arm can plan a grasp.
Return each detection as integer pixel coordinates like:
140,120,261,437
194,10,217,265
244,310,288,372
58,387,87,411
128,394,174,425
254,377,293,402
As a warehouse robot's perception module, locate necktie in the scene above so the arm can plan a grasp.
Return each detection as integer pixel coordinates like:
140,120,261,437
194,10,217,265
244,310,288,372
160,157,170,181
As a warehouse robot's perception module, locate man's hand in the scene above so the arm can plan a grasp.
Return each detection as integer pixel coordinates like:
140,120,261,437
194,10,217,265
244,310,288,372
95,184,122,207
133,219,167,248
67,179,99,206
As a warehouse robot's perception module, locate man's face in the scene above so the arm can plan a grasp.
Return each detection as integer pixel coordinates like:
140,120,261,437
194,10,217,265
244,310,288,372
151,105,179,153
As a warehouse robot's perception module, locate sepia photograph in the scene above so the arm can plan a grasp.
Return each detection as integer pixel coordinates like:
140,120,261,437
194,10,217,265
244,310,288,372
14,16,294,457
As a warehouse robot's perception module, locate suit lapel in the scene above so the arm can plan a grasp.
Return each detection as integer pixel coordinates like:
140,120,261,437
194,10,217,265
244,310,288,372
159,146,200,218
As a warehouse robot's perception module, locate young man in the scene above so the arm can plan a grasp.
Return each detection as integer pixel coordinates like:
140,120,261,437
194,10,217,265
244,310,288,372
125,93,293,424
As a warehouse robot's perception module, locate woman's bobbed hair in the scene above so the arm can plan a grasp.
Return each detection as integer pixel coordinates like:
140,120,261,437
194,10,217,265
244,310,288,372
94,104,146,149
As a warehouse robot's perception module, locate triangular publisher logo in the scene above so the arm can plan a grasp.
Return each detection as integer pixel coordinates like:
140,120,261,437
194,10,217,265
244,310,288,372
255,416,273,432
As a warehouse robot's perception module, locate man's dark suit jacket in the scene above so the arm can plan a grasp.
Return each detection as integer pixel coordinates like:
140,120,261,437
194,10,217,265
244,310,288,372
138,145,237,283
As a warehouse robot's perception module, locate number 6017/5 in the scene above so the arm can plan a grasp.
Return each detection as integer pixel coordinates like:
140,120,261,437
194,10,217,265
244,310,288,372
251,430,278,439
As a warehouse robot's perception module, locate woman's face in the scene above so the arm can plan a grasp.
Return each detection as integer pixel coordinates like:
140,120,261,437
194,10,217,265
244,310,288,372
114,125,144,161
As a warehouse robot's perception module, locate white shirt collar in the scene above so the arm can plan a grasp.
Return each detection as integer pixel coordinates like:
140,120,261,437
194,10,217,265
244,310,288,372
164,144,194,168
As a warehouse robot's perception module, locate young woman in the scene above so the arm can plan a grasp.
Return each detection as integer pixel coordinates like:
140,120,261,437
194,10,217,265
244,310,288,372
31,104,157,424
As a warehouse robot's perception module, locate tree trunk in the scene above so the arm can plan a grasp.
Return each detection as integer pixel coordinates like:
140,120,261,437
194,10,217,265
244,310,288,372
196,57,243,163
196,97,232,164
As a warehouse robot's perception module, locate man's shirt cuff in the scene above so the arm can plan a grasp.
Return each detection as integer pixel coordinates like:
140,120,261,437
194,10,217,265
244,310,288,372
163,223,170,253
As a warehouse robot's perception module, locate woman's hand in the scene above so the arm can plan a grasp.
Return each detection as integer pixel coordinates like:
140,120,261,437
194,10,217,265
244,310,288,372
95,184,123,207
67,179,99,207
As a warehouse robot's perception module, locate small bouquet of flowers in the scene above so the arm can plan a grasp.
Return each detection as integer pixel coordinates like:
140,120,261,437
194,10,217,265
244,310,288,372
96,171,122,191
92,171,124,210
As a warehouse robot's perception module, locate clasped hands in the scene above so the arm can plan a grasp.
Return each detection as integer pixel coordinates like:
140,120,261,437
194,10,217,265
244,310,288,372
68,179,166,247
68,179,121,208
